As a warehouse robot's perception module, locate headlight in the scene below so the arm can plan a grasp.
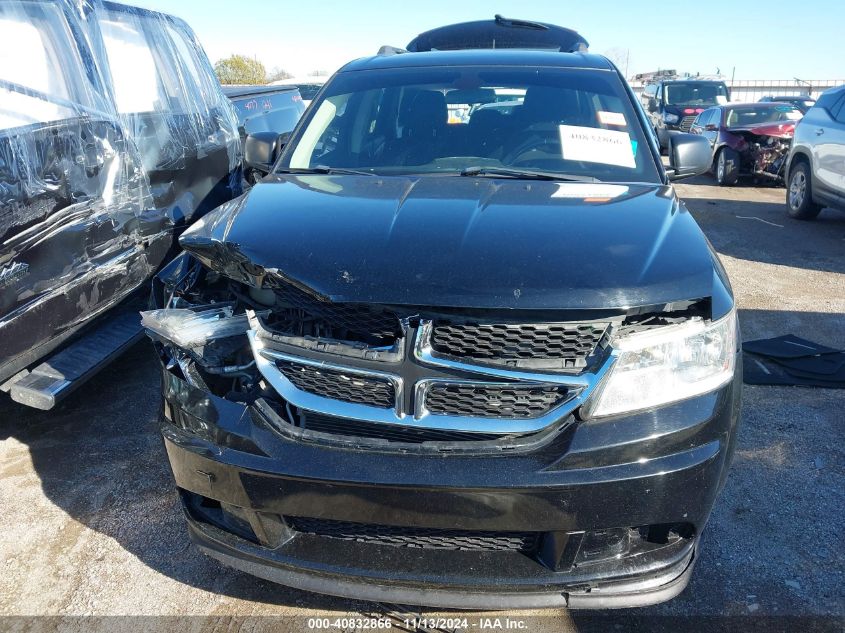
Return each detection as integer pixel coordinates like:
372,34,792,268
585,309,737,418
663,112,680,124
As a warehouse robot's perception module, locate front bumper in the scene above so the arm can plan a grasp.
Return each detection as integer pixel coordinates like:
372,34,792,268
159,359,742,609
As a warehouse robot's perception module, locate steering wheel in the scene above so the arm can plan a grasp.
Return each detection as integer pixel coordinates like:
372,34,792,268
501,123,562,165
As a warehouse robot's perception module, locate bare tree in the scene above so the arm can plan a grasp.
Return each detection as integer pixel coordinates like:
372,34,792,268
602,48,631,78
266,67,293,83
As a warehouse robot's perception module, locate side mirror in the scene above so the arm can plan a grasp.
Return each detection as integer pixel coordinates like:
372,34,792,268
647,97,658,113
244,131,290,174
667,133,712,181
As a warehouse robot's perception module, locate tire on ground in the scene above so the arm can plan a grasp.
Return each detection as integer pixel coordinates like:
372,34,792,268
786,159,822,220
716,147,740,186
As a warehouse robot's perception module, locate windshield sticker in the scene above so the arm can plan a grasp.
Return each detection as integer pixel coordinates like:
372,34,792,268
597,111,627,126
551,183,629,199
558,125,636,168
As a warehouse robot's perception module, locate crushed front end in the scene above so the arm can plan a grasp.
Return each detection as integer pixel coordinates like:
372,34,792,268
146,246,742,609
729,123,796,183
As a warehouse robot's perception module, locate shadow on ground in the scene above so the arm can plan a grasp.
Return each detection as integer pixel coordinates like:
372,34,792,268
677,180,845,276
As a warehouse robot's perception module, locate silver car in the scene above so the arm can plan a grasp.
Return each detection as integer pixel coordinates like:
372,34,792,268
785,85,845,219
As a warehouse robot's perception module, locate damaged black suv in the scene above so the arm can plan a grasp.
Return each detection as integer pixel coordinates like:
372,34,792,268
145,49,741,609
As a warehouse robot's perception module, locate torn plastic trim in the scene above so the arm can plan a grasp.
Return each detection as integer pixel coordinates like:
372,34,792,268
247,310,405,363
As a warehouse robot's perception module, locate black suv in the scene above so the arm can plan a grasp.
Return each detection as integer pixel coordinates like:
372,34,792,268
642,79,731,150
145,48,740,609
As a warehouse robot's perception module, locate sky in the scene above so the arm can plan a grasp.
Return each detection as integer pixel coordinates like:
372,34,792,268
135,0,845,81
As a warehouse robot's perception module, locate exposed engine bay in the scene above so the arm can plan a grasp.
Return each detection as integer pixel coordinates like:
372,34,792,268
731,128,793,181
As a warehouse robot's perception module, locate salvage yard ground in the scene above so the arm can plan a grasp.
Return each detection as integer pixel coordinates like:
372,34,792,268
0,175,843,632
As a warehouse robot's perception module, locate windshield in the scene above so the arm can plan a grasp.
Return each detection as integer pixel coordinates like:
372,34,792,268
664,82,728,106
279,66,660,183
726,105,802,127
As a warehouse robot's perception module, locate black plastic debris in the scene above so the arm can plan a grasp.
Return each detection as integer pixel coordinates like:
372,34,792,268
742,335,845,388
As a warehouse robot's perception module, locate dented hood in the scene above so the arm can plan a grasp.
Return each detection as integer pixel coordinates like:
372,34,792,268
179,175,720,310
727,122,797,138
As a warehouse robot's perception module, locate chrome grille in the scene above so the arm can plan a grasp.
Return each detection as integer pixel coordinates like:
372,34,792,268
679,115,697,132
275,359,395,408
425,383,571,419
286,516,541,552
431,322,607,369
249,316,606,438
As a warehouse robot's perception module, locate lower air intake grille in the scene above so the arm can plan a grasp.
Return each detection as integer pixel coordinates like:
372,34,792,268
425,383,571,418
300,411,503,443
286,516,541,552
276,360,395,408
431,322,607,369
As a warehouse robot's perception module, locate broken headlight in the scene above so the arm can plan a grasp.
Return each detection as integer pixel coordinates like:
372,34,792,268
585,309,737,418
141,306,249,348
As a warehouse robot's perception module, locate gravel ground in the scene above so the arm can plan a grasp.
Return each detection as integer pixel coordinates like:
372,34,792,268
0,175,843,632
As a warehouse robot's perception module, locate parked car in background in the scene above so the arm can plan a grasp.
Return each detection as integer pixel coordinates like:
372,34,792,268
759,95,816,114
144,42,742,609
270,75,331,107
223,84,306,182
689,103,803,186
0,0,244,409
785,85,845,219
642,79,731,151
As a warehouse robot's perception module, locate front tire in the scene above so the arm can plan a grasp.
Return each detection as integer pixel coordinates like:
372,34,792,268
787,160,822,220
716,148,739,186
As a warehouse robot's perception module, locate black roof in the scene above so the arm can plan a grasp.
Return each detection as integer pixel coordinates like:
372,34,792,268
341,49,613,73
406,15,588,53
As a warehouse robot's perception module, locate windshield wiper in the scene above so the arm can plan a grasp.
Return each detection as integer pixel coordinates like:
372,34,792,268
460,166,599,182
277,166,376,176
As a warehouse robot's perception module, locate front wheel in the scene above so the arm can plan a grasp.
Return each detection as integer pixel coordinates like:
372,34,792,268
787,161,822,220
716,148,739,186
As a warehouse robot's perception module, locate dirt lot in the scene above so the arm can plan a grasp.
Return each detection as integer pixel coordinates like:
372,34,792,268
1,175,843,632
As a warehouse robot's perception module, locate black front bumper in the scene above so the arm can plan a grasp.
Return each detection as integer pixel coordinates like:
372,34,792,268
160,364,741,609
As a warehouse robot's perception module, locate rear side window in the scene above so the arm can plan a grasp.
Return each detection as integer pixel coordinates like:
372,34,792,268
99,15,168,113
833,97,845,124
0,2,96,129
813,90,844,117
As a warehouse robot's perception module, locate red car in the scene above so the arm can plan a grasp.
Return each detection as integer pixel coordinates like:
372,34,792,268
689,103,803,185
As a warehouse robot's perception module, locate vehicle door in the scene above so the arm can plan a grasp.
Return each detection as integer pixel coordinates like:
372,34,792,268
690,108,718,148
808,93,845,195
829,97,845,199
0,0,164,381
702,108,722,150
98,4,241,230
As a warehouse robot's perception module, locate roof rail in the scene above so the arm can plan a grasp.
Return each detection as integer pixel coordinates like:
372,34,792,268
493,14,549,31
377,45,408,56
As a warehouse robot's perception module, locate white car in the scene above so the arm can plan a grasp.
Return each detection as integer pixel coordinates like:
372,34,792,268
785,85,845,219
